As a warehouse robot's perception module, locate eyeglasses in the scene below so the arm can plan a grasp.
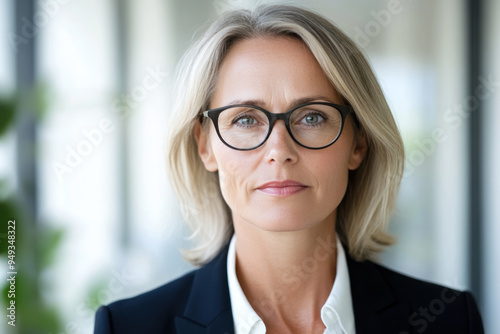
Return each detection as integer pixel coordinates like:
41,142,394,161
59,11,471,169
202,102,354,151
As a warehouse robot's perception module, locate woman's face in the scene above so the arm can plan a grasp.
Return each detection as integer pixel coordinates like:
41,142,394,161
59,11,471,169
195,36,367,232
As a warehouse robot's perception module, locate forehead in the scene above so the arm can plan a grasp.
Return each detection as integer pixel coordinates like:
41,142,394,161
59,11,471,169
211,36,341,109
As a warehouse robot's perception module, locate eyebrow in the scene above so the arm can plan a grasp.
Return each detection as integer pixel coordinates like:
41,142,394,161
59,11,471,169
225,95,337,110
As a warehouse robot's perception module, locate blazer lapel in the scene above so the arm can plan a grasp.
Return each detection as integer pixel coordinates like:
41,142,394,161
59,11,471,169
175,244,235,334
346,256,413,334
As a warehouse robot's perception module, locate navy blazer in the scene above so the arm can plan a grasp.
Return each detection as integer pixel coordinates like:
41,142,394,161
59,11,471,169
94,244,484,333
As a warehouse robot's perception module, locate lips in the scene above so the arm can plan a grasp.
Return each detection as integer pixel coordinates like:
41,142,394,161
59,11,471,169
256,180,308,196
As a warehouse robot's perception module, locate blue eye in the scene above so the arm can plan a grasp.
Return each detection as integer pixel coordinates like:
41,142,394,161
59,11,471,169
234,116,257,126
301,113,325,125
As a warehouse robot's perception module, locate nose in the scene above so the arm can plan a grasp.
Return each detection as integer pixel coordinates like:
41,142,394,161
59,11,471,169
264,120,298,165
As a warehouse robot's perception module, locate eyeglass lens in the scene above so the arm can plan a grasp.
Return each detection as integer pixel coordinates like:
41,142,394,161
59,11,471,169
216,104,343,149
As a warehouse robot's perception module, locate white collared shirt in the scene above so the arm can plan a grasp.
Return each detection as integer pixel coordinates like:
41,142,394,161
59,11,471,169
227,234,356,334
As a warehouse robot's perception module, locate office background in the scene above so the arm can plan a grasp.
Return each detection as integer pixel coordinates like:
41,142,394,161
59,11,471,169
0,0,498,333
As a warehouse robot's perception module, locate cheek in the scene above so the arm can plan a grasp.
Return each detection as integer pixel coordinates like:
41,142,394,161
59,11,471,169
213,146,256,209
217,152,244,188
317,160,348,191
218,163,239,199
312,147,352,200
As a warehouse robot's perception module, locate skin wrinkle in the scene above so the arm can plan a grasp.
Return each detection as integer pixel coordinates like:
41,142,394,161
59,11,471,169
195,36,367,333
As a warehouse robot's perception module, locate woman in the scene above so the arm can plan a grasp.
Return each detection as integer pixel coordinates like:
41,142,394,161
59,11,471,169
94,4,484,334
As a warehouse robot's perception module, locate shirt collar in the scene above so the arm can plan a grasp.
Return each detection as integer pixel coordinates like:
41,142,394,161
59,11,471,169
226,234,355,334
320,234,356,333
227,235,266,333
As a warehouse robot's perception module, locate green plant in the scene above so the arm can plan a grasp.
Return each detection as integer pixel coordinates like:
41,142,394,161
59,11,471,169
1,91,64,334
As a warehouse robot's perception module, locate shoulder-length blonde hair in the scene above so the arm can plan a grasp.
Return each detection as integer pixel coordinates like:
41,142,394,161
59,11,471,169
165,4,404,266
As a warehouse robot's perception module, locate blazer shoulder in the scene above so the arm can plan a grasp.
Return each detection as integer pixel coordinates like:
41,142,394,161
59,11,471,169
94,268,199,334
110,268,197,312
370,261,455,294
368,260,467,302
94,244,231,334
352,259,484,333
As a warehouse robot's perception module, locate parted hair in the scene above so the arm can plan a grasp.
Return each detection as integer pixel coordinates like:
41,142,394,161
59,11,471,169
165,4,405,266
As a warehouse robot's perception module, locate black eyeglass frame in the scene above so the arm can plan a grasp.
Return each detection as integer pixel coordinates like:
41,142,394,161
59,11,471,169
202,101,355,151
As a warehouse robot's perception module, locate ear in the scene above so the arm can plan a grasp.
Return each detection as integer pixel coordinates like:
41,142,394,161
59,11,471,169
194,122,219,172
348,127,368,170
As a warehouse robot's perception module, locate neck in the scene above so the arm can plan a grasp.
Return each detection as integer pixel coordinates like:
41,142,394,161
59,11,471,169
233,214,338,327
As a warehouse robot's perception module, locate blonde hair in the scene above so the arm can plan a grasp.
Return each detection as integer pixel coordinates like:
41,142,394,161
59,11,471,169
165,4,404,266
